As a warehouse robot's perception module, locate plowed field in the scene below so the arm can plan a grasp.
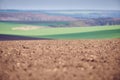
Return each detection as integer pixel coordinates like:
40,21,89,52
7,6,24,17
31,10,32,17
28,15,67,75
0,39,120,80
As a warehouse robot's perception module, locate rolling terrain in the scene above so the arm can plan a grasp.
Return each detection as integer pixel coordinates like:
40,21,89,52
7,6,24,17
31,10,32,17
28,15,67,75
0,22,120,40
0,10,120,80
0,10,120,40
0,10,120,27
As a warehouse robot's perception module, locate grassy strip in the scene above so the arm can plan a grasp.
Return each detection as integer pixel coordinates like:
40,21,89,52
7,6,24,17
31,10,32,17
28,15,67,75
32,29,120,39
0,22,120,36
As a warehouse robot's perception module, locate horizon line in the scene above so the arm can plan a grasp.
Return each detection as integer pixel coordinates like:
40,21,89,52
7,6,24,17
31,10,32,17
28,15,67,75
0,9,120,11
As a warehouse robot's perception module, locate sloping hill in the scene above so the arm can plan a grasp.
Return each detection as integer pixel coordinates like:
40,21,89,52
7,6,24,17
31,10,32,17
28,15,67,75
0,22,120,39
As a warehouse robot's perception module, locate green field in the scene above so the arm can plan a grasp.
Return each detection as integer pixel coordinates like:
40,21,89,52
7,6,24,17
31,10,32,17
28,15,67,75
0,22,120,39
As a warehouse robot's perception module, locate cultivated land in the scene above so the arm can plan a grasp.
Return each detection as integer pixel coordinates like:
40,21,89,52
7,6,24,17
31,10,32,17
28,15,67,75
0,39,120,80
0,10,120,80
0,22,120,39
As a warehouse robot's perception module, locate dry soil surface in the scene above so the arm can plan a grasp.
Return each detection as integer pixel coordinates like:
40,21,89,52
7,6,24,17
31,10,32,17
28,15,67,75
0,39,120,80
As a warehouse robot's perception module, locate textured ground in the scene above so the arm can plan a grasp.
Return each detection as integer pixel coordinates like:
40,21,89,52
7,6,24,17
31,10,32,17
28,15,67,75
0,39,120,80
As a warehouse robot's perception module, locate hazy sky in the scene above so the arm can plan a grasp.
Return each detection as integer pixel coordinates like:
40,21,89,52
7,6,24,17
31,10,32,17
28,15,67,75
0,0,120,10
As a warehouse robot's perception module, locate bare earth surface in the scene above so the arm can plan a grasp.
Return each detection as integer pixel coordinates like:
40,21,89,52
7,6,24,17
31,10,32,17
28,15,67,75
0,39,120,80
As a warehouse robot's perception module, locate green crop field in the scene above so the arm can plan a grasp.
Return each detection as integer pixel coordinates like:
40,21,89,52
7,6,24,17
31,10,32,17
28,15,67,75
0,22,120,39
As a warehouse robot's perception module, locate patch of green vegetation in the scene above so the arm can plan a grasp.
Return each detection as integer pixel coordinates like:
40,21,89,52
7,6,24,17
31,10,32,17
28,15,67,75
0,22,120,39
0,21,69,27
36,29,120,39
24,21,69,27
0,22,31,34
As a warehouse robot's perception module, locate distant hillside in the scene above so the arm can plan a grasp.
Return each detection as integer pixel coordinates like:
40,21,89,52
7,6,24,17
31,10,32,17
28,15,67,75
0,12,78,21
0,10,120,27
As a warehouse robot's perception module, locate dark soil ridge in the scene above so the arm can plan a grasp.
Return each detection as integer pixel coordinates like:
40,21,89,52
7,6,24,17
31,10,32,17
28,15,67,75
0,34,51,40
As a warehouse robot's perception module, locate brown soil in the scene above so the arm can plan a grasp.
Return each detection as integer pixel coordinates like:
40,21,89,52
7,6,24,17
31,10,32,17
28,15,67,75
0,39,120,80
